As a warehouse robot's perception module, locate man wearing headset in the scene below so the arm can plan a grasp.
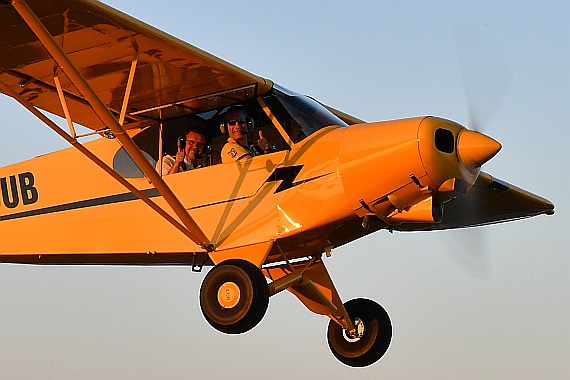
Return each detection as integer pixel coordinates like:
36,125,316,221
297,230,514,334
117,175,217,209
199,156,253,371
157,127,207,175
221,107,274,163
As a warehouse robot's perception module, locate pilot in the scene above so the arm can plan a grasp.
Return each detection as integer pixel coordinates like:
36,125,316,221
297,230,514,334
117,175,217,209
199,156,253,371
221,107,274,163
157,127,207,175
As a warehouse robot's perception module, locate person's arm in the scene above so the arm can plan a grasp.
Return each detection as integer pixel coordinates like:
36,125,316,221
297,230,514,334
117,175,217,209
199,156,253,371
167,149,185,174
156,154,180,175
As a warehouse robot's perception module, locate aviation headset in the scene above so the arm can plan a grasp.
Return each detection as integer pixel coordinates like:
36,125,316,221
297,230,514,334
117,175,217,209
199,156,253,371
219,106,255,134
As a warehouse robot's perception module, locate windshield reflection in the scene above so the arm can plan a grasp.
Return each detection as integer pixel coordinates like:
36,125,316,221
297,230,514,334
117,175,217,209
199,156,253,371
267,85,348,141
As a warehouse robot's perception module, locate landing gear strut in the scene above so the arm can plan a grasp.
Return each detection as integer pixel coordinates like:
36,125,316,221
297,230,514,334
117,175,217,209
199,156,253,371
200,259,269,334
327,298,392,367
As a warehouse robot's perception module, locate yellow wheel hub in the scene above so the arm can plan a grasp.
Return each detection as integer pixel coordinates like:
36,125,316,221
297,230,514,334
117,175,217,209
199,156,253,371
217,281,240,309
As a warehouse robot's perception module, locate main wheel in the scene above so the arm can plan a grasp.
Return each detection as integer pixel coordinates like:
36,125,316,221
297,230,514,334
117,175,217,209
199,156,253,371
200,259,269,334
327,298,392,367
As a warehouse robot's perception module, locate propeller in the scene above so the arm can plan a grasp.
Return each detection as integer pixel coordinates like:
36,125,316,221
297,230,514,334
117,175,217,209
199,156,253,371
440,129,501,279
441,20,511,277
441,224,491,279
455,20,511,133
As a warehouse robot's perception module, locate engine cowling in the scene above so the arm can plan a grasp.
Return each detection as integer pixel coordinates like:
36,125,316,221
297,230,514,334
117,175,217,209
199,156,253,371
338,116,501,225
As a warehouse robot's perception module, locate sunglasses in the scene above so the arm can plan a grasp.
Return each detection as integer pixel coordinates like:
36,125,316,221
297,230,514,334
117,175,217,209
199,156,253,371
227,118,248,127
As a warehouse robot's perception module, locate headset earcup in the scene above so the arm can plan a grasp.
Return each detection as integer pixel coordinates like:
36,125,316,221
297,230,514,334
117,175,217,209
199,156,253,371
203,139,212,156
220,122,226,134
177,134,186,151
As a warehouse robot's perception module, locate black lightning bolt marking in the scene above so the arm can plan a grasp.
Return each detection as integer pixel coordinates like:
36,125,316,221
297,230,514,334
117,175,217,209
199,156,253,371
267,165,333,193
268,165,304,193
267,165,303,193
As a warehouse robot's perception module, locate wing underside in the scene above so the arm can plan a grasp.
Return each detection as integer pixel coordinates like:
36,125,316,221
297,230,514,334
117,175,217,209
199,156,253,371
394,172,554,232
0,0,272,131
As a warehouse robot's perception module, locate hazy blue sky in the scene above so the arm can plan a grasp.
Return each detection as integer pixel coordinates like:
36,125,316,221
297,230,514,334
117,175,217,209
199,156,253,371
0,1,568,379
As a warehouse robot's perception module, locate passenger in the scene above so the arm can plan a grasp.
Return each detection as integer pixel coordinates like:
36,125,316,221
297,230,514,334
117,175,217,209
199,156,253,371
221,107,274,163
157,127,207,175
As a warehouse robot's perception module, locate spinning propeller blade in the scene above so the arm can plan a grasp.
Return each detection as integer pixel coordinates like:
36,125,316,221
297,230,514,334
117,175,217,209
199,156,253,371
443,20,512,277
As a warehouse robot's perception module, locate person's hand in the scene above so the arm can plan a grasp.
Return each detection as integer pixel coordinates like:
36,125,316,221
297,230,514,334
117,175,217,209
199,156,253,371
166,148,186,175
174,148,185,167
257,130,273,152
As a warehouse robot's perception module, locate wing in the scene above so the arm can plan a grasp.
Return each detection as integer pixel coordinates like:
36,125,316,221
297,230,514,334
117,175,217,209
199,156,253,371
0,0,272,131
394,172,554,232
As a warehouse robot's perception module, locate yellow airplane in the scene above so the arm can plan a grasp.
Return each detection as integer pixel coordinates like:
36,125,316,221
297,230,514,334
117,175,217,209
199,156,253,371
0,0,554,367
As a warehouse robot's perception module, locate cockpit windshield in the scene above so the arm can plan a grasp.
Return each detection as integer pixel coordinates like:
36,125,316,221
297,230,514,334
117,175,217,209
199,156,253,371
263,85,348,141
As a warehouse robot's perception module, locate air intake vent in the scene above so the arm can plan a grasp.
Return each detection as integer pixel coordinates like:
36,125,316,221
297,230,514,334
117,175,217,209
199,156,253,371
435,128,454,153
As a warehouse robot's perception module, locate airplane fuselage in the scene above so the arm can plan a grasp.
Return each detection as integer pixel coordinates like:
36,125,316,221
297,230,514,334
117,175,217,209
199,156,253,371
0,115,482,266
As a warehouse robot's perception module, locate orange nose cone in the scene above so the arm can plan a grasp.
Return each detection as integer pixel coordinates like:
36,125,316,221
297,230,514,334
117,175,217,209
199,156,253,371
457,130,502,167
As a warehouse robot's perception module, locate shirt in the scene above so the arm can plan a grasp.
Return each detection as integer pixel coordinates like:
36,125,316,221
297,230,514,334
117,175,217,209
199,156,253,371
156,155,200,174
221,137,260,163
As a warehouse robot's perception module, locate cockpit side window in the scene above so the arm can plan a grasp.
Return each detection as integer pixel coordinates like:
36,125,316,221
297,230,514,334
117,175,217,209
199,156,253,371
113,146,156,178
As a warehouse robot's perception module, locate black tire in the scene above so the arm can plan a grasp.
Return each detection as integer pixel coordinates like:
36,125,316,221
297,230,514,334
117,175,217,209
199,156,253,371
327,298,392,367
200,259,269,334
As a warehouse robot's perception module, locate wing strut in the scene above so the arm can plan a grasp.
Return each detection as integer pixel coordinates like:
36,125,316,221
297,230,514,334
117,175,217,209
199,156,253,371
119,48,139,126
11,0,212,250
53,72,76,138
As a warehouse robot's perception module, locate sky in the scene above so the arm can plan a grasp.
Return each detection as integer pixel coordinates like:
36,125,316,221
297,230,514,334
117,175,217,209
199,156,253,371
0,1,568,379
